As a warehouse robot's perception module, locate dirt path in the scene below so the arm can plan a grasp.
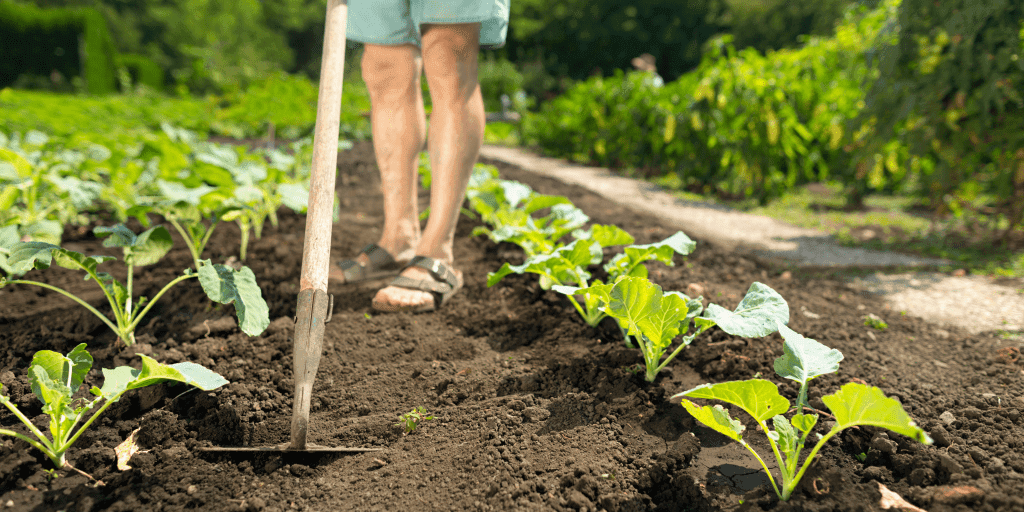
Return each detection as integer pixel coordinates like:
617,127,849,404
1,141,1022,512
479,145,1024,336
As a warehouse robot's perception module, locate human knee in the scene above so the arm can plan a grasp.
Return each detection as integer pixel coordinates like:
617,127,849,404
421,25,480,103
361,45,423,100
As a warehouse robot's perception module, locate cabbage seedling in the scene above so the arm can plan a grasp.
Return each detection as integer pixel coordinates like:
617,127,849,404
1,224,270,345
673,323,932,501
0,343,227,470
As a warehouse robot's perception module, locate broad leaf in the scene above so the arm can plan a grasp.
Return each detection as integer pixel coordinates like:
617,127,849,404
51,249,116,274
822,382,933,444
127,226,173,266
553,282,613,311
97,366,136,401
127,354,228,391
791,413,818,434
278,183,309,212
680,402,744,441
703,282,790,338
605,277,661,338
9,242,61,272
604,231,696,279
499,180,532,208
574,224,635,247
157,180,215,206
523,194,571,214
774,321,843,387
673,379,790,422
773,415,800,464
197,261,270,336
29,364,71,409
94,225,137,248
638,291,690,351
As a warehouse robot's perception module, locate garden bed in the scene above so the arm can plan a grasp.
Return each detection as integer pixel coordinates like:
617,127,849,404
1,141,1023,512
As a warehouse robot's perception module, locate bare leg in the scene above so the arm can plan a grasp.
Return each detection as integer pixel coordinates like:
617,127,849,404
372,22,483,310
329,43,426,282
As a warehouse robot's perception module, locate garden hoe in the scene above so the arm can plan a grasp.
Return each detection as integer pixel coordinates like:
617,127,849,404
202,0,378,454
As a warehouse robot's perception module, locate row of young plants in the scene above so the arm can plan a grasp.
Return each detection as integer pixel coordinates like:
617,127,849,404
0,123,334,346
0,129,305,477
462,163,933,501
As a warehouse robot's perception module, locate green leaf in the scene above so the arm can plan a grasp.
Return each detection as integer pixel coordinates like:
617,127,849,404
605,277,661,338
772,415,800,462
96,273,128,308
127,354,228,391
0,148,32,178
553,282,613,311
29,362,71,408
278,183,309,212
51,249,116,274
64,343,93,392
703,282,789,338
822,382,933,444
791,413,818,434
639,291,690,351
94,225,137,248
673,379,790,422
498,181,533,208
197,261,270,336
680,402,744,441
97,366,137,401
21,221,64,246
623,231,696,263
157,180,215,206
523,194,572,214
575,224,635,247
774,321,843,387
127,226,173,266
9,241,60,272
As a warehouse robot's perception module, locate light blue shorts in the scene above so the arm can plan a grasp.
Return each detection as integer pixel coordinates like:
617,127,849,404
347,0,510,49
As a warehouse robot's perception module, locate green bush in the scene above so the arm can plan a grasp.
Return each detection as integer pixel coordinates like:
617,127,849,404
116,53,164,90
858,0,1024,237
521,2,899,204
0,2,117,94
724,0,867,53
505,0,728,82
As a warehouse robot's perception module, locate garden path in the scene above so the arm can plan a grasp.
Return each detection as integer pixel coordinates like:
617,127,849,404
479,144,1024,335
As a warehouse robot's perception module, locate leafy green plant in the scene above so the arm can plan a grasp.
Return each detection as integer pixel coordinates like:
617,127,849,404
396,406,434,435
863,314,888,331
0,224,270,345
570,279,789,382
673,321,932,500
0,343,227,470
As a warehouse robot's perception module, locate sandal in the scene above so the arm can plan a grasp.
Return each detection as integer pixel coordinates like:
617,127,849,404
332,243,403,283
372,256,463,313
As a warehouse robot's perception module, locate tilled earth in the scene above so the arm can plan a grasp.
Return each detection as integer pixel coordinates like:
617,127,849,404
1,141,1023,512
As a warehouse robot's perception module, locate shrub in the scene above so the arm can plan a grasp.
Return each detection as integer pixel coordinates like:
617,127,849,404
858,0,1024,238
0,2,117,94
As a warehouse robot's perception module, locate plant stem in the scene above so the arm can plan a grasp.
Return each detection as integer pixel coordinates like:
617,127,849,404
125,273,197,333
740,440,782,499
0,396,57,458
60,398,119,458
783,428,842,500
5,280,120,335
168,218,202,270
0,428,57,466
238,220,249,261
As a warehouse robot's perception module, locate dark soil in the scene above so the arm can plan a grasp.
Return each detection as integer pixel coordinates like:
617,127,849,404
2,141,1023,512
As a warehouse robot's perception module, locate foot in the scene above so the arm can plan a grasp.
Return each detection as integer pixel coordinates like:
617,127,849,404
371,260,463,311
328,243,415,284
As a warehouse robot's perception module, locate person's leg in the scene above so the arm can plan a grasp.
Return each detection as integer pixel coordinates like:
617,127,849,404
372,22,483,310
329,43,427,282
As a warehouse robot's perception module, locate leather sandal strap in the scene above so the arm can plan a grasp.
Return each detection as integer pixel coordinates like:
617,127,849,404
362,243,397,268
407,256,459,289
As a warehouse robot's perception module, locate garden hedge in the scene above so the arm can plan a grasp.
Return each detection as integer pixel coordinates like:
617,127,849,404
0,2,117,94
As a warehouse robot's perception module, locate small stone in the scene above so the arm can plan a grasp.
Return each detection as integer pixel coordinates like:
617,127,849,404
908,467,935,486
930,426,952,447
186,485,197,495
952,269,966,277
247,497,266,511
5,501,14,508
939,411,956,425
934,329,951,339
928,485,983,506
863,466,891,482
870,433,898,455
933,360,949,369
522,407,550,423
780,271,792,280
686,283,704,297
937,453,963,474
